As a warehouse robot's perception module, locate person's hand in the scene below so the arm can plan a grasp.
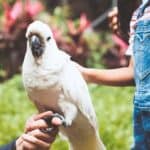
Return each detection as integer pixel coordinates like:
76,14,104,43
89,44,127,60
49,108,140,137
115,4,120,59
108,7,120,34
16,111,62,150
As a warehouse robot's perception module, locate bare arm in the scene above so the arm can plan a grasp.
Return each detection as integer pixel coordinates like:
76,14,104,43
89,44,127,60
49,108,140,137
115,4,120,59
77,57,134,86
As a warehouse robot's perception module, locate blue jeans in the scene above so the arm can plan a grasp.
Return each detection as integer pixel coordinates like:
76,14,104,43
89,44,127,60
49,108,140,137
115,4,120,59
132,20,150,149
131,106,150,150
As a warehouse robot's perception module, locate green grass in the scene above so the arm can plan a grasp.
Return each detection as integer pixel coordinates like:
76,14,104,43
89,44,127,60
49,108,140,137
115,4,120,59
0,75,134,150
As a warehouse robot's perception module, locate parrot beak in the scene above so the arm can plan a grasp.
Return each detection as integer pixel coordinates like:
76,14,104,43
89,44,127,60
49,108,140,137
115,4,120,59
30,35,44,57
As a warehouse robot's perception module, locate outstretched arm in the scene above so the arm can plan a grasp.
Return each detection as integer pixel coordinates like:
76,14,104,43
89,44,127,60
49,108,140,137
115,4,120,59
77,57,134,86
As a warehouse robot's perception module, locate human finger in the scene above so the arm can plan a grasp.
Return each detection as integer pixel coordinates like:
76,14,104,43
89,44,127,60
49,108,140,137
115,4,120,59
51,117,63,126
33,111,53,121
25,119,48,133
22,134,50,149
28,128,58,143
22,141,37,150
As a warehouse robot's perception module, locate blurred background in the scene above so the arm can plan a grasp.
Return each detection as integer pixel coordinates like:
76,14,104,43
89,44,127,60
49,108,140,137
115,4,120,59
0,0,139,149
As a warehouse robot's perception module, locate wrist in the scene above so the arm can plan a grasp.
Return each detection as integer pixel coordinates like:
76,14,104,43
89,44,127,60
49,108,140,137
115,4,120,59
15,138,19,150
15,137,22,150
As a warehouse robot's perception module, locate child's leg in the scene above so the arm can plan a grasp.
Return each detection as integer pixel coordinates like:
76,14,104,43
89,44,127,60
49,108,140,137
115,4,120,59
131,107,147,150
141,110,150,148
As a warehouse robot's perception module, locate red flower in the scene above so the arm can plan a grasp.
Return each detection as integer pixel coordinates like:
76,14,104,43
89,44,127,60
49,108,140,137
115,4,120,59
25,0,43,17
3,0,43,32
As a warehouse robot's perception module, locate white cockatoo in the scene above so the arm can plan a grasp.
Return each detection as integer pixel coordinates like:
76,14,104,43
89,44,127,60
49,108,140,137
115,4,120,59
22,20,105,150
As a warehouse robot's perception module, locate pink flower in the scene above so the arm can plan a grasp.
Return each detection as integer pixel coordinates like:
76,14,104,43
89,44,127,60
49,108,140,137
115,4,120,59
25,0,43,17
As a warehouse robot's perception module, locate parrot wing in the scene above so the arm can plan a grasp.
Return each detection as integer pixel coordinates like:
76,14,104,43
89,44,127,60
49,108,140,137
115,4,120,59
60,60,98,129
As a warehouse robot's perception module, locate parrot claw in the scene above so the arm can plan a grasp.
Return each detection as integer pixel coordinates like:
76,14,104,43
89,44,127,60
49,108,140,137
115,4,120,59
63,117,72,127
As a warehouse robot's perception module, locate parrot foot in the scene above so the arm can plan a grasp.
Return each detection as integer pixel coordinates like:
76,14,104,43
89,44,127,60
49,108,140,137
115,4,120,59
41,113,67,134
58,101,77,127
63,117,73,127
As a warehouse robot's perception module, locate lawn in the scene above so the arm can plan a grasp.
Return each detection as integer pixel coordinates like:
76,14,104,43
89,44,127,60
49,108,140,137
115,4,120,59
0,75,134,150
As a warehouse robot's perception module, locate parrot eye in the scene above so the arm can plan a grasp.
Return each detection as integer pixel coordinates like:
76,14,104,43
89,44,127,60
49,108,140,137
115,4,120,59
46,36,51,41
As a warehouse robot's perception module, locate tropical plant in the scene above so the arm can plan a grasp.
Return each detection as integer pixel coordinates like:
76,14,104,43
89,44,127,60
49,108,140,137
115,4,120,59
0,0,43,81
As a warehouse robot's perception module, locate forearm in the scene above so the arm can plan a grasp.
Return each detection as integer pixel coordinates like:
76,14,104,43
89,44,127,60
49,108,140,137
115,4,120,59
84,67,134,86
79,57,135,86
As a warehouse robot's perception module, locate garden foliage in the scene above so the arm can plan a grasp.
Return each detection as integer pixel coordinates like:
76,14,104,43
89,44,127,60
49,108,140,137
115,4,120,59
0,75,134,150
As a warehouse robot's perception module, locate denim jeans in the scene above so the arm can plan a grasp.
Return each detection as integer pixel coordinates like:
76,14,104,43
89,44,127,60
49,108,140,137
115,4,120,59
132,20,150,149
131,106,150,150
